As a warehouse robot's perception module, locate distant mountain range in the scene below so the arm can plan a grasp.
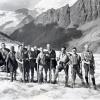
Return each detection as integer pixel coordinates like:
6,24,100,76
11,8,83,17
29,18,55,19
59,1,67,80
1,0,100,52
0,0,76,36
0,8,39,35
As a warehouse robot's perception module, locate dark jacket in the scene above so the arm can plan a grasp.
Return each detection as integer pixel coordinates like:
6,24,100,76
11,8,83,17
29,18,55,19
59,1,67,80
0,48,10,60
45,49,56,61
70,53,81,66
6,51,18,72
45,49,57,66
0,52,5,66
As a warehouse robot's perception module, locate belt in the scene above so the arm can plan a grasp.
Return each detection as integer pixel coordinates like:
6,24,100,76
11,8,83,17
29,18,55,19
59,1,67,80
23,58,29,61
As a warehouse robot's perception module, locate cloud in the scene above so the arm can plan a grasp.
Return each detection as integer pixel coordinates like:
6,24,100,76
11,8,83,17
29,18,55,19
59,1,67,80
0,0,77,11
0,0,40,10
34,0,77,10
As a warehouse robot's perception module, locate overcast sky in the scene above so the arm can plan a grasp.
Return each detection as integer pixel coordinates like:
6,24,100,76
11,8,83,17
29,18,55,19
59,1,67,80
35,0,77,10
0,0,40,10
0,0,77,11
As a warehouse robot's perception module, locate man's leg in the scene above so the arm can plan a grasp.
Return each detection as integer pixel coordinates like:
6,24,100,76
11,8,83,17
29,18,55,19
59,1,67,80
71,67,76,88
64,64,69,87
52,60,57,82
76,66,85,86
22,61,26,82
52,68,56,82
10,66,13,82
18,63,23,82
90,67,96,89
31,67,34,82
39,65,43,83
44,67,48,83
91,75,96,89
30,60,34,82
84,64,89,87
26,61,30,82
49,62,52,83
53,63,63,84
34,62,38,81
26,71,30,82
11,71,13,82
14,70,16,80
53,69,59,84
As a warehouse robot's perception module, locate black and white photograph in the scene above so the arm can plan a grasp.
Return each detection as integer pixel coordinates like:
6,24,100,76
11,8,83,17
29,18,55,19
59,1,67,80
0,0,100,100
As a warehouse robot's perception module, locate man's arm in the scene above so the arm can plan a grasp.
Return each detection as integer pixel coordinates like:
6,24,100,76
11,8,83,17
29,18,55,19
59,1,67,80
15,52,23,64
36,54,40,64
91,52,95,70
81,52,90,64
79,55,82,73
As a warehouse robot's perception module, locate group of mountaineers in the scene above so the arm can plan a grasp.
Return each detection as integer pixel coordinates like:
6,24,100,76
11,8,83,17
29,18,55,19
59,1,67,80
0,42,97,90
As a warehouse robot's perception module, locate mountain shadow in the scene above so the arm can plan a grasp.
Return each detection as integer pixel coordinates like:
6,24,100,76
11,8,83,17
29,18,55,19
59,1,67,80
10,22,83,50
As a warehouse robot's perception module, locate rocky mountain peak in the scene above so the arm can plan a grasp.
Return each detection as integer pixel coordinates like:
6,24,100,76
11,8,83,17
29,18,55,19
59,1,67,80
35,0,100,28
70,0,100,25
35,4,70,27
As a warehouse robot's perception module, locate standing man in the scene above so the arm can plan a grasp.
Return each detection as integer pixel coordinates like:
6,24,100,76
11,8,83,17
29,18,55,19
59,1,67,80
27,45,36,82
16,44,29,82
0,43,10,72
33,46,40,81
70,47,85,88
16,45,24,81
6,46,18,82
81,44,96,89
45,44,57,83
33,46,40,70
16,45,23,73
21,43,30,82
36,47,46,83
53,47,69,87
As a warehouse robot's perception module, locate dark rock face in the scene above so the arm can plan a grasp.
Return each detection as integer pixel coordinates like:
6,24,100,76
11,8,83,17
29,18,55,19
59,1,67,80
35,5,70,28
35,0,100,27
16,8,39,18
70,0,100,25
15,8,29,15
57,5,70,27
11,22,82,49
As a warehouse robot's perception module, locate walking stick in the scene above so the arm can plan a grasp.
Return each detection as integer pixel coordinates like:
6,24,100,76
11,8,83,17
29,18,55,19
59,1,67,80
57,61,60,85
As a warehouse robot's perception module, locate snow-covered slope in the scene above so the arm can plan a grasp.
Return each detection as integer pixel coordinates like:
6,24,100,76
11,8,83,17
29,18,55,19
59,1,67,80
0,9,34,35
0,53,100,100
0,10,24,29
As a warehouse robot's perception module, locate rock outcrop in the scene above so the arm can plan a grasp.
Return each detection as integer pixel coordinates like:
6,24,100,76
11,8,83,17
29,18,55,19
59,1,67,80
35,0,100,27
35,4,70,28
70,0,100,25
